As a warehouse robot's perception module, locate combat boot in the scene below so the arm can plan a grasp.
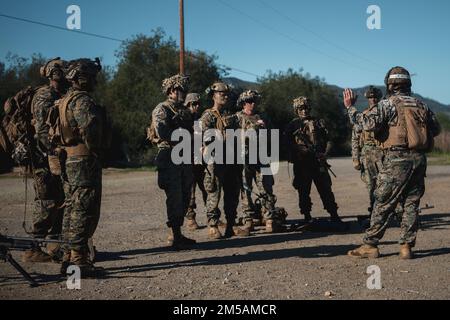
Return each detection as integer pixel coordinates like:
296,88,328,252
22,248,52,263
171,226,196,250
46,243,62,263
329,210,343,223
347,244,380,259
167,229,174,245
60,250,72,275
399,244,413,260
208,226,222,240
71,249,98,278
186,217,200,230
303,212,312,223
224,225,250,238
242,219,254,232
265,219,275,233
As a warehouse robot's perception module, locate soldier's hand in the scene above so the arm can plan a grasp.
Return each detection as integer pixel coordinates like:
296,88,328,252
343,88,357,109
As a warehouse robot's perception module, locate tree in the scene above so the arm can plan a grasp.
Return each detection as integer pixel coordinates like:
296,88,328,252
258,69,351,157
102,29,224,163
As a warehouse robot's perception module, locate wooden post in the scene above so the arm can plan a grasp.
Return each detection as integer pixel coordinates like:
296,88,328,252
179,0,185,75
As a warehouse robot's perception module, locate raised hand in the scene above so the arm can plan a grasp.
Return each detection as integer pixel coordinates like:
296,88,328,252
343,88,358,108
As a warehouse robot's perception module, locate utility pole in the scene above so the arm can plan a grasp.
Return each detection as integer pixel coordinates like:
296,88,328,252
179,0,185,75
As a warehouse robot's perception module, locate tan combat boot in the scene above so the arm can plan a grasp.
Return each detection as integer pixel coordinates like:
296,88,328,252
242,219,254,232
399,244,413,260
347,244,380,258
71,249,97,278
265,219,274,233
60,250,72,275
46,243,62,263
22,248,52,263
167,229,175,245
186,217,200,230
208,226,222,240
224,225,250,238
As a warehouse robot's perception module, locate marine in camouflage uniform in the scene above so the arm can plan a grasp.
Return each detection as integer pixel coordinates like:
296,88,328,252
351,86,384,217
200,82,250,239
59,58,107,276
235,90,279,233
184,93,207,230
345,67,441,259
152,75,196,250
285,97,341,223
22,58,68,263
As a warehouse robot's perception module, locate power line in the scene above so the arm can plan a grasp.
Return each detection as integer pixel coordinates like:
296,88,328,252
257,0,384,68
0,13,124,42
0,12,261,79
215,0,379,74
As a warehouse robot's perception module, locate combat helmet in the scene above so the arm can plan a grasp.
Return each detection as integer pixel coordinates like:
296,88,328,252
39,57,67,79
184,93,201,106
237,90,261,107
65,58,102,81
162,74,190,95
205,82,231,95
384,66,411,87
364,86,383,99
292,96,312,113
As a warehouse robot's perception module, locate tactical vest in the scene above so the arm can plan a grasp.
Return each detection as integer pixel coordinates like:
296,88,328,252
360,108,380,148
53,90,111,157
147,101,178,146
204,108,226,134
293,119,317,147
237,112,263,131
382,96,432,151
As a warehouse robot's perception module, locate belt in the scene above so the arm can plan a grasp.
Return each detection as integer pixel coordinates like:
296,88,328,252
64,143,90,157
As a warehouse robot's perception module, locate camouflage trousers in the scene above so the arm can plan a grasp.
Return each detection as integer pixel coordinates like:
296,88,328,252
186,164,207,219
156,149,193,228
363,150,427,247
32,165,64,239
241,164,276,221
293,158,338,216
61,155,102,252
360,146,384,215
204,164,241,227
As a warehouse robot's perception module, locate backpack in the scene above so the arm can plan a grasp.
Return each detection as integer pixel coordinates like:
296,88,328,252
383,96,433,152
1,86,40,165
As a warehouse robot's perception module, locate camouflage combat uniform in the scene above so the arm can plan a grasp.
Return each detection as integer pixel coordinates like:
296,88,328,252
60,87,105,253
285,99,340,221
351,107,384,215
185,93,207,221
199,107,241,227
30,85,65,240
153,98,194,228
235,110,276,223
348,94,441,246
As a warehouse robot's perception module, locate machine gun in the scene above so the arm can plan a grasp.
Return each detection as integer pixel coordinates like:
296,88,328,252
0,234,67,287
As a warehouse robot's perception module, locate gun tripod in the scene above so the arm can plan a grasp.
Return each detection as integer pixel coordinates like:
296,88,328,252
1,248,39,287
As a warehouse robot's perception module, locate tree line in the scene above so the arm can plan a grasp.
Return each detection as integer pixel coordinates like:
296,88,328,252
1,29,448,169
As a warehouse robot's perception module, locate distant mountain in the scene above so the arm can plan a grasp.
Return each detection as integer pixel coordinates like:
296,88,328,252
223,77,450,116
328,85,450,116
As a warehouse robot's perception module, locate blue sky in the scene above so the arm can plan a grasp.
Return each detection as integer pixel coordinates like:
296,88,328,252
1,0,449,104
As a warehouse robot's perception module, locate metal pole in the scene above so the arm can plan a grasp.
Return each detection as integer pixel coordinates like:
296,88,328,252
179,0,185,75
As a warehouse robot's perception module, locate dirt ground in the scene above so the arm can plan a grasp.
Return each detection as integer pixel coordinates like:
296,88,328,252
0,158,449,300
